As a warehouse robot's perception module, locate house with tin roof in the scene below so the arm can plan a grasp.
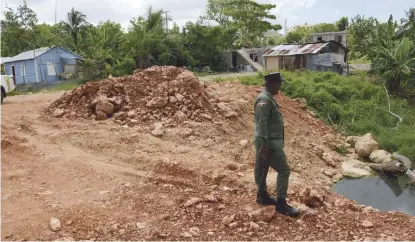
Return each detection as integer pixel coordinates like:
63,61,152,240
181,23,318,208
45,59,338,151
263,40,348,74
3,46,82,84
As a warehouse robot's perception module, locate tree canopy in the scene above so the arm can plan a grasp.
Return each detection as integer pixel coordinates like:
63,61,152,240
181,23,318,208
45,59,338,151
1,1,414,93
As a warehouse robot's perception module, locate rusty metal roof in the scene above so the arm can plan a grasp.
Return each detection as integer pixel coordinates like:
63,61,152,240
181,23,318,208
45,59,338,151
263,42,329,57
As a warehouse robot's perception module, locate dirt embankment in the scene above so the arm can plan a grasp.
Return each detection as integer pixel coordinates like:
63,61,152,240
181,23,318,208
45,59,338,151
1,67,414,241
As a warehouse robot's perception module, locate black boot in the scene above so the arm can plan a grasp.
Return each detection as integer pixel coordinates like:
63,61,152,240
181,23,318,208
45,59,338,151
276,198,300,217
256,191,277,206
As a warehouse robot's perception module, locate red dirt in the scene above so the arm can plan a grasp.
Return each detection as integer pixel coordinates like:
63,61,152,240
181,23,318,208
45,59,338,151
1,81,414,241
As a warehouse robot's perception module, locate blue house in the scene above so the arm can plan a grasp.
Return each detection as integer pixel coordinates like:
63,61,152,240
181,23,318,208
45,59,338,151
3,46,82,84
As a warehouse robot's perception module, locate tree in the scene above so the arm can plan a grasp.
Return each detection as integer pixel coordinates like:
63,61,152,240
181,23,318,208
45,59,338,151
367,15,398,59
200,0,232,26
285,25,312,44
183,23,228,69
201,0,281,48
347,15,376,58
1,1,38,56
397,8,415,38
63,8,88,51
336,17,349,31
125,7,168,69
371,37,415,94
311,23,337,33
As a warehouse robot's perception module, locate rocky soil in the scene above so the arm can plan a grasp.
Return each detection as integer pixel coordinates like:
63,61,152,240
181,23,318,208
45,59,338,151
2,73,415,241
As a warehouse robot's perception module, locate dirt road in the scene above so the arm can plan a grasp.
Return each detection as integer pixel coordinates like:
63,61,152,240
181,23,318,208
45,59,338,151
2,82,414,241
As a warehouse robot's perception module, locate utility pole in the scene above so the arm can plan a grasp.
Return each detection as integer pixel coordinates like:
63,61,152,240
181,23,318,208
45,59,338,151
55,0,59,46
284,18,287,35
162,11,170,32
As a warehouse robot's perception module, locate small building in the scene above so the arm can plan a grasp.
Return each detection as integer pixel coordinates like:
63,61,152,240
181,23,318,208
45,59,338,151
3,46,83,84
221,46,275,72
309,31,347,47
263,41,348,74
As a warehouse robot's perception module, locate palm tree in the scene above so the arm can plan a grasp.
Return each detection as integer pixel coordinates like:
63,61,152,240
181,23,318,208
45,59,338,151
65,8,87,50
125,7,169,68
371,37,415,94
397,8,415,38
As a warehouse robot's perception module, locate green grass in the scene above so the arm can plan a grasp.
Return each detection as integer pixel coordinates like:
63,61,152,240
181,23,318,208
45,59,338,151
8,80,84,96
215,71,415,161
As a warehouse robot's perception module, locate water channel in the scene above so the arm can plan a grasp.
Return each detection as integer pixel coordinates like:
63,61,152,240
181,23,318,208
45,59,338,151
333,173,415,216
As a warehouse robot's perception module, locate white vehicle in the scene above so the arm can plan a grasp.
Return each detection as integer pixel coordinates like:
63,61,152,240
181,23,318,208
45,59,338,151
1,75,16,104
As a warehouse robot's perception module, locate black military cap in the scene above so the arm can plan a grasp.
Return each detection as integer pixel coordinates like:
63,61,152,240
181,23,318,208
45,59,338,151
264,72,284,83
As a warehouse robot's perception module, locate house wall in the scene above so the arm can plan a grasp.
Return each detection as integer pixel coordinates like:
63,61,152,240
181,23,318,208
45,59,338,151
310,32,347,46
4,59,37,84
265,56,280,71
221,46,275,70
36,47,80,82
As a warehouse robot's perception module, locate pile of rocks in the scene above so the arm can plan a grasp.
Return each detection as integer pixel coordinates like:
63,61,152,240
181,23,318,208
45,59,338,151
45,66,233,126
340,133,413,179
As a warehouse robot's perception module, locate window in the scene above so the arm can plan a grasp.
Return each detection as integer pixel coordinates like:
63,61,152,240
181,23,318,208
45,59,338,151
317,36,323,41
336,35,343,43
20,65,26,77
47,62,56,76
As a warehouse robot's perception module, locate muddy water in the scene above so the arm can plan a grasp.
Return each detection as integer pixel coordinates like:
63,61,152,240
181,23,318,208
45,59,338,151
333,174,415,216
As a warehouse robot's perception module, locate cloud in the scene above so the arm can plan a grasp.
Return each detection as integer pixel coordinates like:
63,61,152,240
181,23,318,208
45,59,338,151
1,0,205,28
1,0,318,30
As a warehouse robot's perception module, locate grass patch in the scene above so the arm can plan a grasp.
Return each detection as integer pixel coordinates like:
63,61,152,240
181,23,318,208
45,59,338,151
7,79,85,96
215,70,415,161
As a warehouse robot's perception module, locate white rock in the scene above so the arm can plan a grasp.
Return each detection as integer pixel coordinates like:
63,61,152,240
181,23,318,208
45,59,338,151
346,136,359,147
146,97,168,108
249,221,260,230
184,197,203,207
175,93,184,102
136,222,147,229
369,150,392,163
174,111,188,123
200,114,212,120
239,140,249,147
322,152,337,167
50,218,61,232
362,220,374,228
229,222,238,228
127,110,136,118
53,108,65,117
332,173,343,182
181,231,192,238
151,122,164,137
341,159,371,178
323,169,334,177
355,133,379,157
224,111,237,118
189,227,200,236
222,214,235,225
217,102,231,112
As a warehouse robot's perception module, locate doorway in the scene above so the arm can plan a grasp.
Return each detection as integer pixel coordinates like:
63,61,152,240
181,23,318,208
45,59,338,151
11,65,16,77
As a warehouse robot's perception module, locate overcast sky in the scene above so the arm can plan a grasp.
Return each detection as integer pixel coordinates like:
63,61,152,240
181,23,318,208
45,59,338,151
1,0,413,32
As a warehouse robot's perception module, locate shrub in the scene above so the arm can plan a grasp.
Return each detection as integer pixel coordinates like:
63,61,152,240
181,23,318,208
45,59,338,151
220,70,415,160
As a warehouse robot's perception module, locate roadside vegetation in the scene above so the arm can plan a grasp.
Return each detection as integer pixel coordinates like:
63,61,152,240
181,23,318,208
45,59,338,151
215,71,415,161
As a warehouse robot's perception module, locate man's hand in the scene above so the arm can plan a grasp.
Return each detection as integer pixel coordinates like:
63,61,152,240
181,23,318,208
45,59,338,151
260,146,269,160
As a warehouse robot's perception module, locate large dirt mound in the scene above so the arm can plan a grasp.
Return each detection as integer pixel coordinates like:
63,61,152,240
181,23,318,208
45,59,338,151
46,66,224,125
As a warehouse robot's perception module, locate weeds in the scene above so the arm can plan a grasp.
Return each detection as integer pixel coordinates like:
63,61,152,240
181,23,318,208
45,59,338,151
217,70,415,160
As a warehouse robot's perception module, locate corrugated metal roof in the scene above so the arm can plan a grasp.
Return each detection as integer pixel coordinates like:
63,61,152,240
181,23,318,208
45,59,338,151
4,47,51,63
263,42,329,57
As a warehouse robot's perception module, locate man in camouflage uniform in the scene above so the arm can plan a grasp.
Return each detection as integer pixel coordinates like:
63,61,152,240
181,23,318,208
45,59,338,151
253,72,300,217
